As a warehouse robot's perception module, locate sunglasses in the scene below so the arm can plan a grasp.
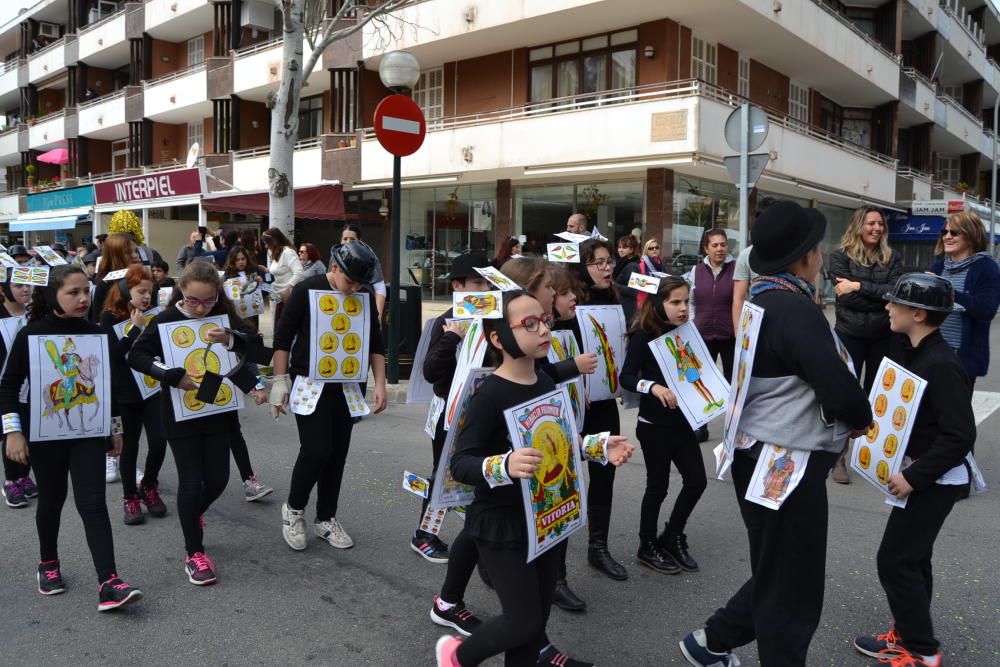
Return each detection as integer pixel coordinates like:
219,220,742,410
182,294,218,308
511,313,554,333
940,228,963,238
648,246,660,250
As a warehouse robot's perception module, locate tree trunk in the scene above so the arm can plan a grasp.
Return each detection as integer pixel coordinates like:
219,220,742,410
268,0,306,237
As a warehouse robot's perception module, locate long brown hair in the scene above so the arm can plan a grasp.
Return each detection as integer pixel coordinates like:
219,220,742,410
839,206,891,267
578,238,619,304
97,233,136,280
170,260,253,334
629,275,689,338
103,264,154,321
261,227,294,255
222,245,258,279
500,256,549,294
550,266,584,319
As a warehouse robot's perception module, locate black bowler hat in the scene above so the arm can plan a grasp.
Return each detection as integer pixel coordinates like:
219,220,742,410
448,253,489,281
884,273,964,312
749,201,826,275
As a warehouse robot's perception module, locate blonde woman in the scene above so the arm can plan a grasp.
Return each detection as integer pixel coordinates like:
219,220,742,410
827,206,903,483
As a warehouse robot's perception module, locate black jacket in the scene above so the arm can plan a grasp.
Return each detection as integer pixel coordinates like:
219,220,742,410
619,328,691,429
422,308,460,399
99,311,145,405
828,248,904,340
893,330,976,491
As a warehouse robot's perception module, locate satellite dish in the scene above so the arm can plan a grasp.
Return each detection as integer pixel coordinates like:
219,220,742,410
186,142,201,168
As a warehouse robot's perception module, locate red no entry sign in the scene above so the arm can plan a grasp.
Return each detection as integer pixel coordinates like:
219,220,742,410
374,94,426,157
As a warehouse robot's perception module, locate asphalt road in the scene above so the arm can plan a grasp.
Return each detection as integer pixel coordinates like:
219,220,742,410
2,331,999,666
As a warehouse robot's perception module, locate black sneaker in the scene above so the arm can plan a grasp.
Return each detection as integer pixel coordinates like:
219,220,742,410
537,645,594,667
637,538,680,575
430,596,482,637
37,560,66,595
411,531,449,563
853,626,901,658
97,575,142,611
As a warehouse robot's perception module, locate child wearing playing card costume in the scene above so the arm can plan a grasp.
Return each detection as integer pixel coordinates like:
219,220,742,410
620,275,706,576
678,202,871,667
127,261,269,586
1,276,36,508
1,264,143,611
99,265,169,526
851,274,976,667
434,291,633,667
270,242,387,553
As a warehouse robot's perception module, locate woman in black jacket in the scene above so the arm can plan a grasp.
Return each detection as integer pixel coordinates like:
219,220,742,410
827,206,903,482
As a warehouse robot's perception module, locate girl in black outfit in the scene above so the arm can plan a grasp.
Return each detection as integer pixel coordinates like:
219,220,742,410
620,276,706,575
434,291,633,667
1,265,142,610
1,279,35,507
99,265,169,525
128,261,269,586
571,238,627,580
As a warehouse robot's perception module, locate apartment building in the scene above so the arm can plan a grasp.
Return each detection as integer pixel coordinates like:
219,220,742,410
1,0,998,296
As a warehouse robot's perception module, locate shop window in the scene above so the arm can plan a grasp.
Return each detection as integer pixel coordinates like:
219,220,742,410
529,29,637,106
789,80,809,124
691,36,717,85
297,95,323,140
738,55,750,98
187,35,204,67
413,68,443,123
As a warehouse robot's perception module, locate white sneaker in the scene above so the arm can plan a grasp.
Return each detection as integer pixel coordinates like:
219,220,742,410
281,503,307,551
135,467,144,487
105,456,120,483
315,517,354,549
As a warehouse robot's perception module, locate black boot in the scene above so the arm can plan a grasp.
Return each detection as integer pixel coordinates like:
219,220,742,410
695,425,709,443
553,543,586,611
659,528,699,572
587,505,628,581
636,538,680,575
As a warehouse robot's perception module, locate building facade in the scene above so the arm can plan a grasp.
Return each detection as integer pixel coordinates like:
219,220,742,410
1,0,998,296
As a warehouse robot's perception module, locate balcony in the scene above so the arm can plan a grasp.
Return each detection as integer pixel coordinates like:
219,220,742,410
77,9,128,67
28,39,66,84
143,63,209,122
936,94,984,154
0,128,19,165
0,194,18,217
360,80,898,204
78,90,127,138
896,167,933,202
898,68,937,126
232,38,324,101
0,59,20,101
144,0,213,40
231,138,324,191
28,110,66,150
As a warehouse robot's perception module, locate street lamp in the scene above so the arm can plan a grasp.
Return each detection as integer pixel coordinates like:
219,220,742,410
379,50,420,384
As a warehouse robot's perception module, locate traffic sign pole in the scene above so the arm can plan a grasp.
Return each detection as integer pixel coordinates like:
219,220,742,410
389,154,402,384
739,103,750,254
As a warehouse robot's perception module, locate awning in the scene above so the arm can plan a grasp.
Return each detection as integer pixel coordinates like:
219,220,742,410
201,184,345,220
11,206,92,232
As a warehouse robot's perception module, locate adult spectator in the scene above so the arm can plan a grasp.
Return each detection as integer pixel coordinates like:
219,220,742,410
340,223,387,319
176,232,200,271
827,206,903,483
731,197,778,331
641,238,665,273
296,242,326,281
82,87,98,101
194,227,238,267
566,213,588,235
262,227,302,324
689,229,736,378
492,236,521,269
932,211,1000,384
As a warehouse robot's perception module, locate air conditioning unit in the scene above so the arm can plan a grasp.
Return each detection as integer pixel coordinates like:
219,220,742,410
240,1,274,32
37,22,60,39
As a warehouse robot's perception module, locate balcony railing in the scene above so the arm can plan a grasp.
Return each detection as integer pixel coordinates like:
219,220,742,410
34,108,66,124
27,37,65,59
902,67,935,90
77,170,127,184
939,0,985,47
77,88,125,110
233,137,322,160
142,61,207,87
937,93,983,127
363,79,897,168
233,37,282,58
78,8,126,34
897,167,932,180
811,0,901,63
1,58,21,74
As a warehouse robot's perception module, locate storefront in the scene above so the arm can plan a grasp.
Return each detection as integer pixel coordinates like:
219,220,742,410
888,200,999,272
12,185,95,247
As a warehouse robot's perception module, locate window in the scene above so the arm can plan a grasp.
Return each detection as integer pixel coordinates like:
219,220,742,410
819,97,842,135
187,120,203,151
297,95,323,140
528,29,637,104
940,84,963,105
789,80,809,124
691,36,717,85
841,109,872,149
330,68,358,133
187,35,204,67
738,55,750,98
111,138,129,171
413,67,444,123
936,156,960,187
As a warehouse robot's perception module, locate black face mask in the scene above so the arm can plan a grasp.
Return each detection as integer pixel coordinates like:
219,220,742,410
493,318,526,359
43,287,64,314
654,298,668,322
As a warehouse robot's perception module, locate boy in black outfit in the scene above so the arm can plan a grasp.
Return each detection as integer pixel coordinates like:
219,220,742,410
852,273,976,667
413,253,491,562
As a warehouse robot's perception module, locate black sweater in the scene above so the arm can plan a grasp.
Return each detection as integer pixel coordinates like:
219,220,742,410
422,308,460,399
620,328,691,429
0,315,120,434
127,304,263,438
895,330,976,490
99,311,146,405
451,373,555,545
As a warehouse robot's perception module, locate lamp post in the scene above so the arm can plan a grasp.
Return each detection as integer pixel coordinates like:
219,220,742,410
378,51,421,384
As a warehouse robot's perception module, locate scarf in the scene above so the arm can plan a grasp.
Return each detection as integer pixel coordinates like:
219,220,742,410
943,251,991,274
749,272,817,300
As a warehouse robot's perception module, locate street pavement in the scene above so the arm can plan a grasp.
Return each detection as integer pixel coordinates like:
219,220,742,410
2,323,999,666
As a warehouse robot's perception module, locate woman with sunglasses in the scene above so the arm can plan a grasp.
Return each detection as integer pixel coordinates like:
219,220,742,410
296,243,326,282
128,261,270,586
642,239,665,274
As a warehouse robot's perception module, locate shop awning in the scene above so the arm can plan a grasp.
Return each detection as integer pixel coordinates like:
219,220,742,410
11,207,92,232
202,184,345,220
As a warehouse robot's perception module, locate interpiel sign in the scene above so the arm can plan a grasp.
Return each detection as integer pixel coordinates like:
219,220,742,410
93,167,203,206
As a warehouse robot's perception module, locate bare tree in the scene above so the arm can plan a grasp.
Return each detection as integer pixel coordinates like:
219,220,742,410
267,0,416,235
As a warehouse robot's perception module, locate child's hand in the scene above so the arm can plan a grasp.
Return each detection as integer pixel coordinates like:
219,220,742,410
203,326,231,345
251,389,268,406
574,352,598,375
443,321,467,338
850,421,876,439
129,306,145,329
508,448,543,478
606,436,634,466
887,472,913,500
5,433,27,465
652,385,678,409
177,374,199,391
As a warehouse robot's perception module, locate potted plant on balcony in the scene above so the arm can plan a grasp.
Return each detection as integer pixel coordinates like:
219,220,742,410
25,164,36,189
955,181,971,194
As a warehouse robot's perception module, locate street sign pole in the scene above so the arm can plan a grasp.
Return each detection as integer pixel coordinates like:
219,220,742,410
739,103,750,254
388,153,402,384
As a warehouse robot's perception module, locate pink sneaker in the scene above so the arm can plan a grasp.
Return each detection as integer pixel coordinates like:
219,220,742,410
435,635,462,667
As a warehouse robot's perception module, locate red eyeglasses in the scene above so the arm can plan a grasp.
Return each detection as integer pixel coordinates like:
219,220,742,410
511,314,554,333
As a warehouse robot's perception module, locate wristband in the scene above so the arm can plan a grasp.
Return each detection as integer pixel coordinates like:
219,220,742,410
2,412,21,434
111,416,123,436
636,379,655,394
581,432,610,465
483,452,513,488
254,376,266,392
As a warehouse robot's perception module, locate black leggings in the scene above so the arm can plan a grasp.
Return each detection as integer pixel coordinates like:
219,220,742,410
636,421,707,539
456,541,559,666
440,526,479,604
119,395,168,497
228,411,254,482
3,435,30,481
169,433,230,556
29,438,117,582
705,338,736,382
288,384,354,521
583,399,620,509
838,331,892,394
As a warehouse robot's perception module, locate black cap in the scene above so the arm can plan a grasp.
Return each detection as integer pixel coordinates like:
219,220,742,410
8,244,29,258
749,201,826,275
884,273,965,313
82,250,99,265
50,242,68,255
329,242,377,284
448,253,490,281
